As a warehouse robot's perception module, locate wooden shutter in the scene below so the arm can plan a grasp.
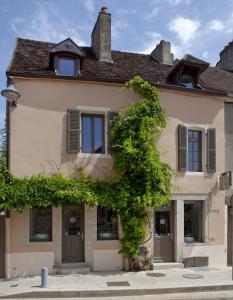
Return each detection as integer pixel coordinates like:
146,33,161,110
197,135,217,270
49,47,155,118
107,111,118,154
207,128,216,173
178,124,187,172
67,109,80,153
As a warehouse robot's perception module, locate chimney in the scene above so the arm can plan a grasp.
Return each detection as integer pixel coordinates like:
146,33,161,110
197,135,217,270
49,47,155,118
91,7,113,63
216,41,233,71
151,40,174,65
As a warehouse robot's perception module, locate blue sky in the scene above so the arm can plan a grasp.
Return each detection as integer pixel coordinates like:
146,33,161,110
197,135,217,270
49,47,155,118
1,0,233,128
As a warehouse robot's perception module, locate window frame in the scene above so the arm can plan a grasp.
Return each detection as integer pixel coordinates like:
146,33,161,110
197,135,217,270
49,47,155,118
97,207,119,241
81,113,105,154
54,55,80,77
188,129,202,172
184,200,204,244
29,207,52,242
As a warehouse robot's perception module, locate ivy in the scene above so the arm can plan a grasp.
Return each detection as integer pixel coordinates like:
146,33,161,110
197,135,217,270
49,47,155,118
0,76,173,267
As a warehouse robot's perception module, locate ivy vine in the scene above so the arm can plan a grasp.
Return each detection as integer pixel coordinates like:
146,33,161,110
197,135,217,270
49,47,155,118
0,76,173,268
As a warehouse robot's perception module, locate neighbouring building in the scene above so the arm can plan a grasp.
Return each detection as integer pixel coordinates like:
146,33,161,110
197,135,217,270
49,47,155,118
1,7,233,278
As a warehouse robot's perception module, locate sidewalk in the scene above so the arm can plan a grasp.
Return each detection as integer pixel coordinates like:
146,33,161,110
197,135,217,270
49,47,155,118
0,266,233,298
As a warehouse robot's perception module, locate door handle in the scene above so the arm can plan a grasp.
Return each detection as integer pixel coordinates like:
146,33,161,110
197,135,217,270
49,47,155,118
81,233,84,239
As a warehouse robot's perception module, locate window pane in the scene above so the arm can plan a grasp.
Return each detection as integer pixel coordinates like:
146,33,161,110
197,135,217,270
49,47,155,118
97,207,118,240
94,117,103,153
30,208,52,242
184,202,203,243
188,130,201,172
59,58,75,76
155,211,170,235
82,117,92,153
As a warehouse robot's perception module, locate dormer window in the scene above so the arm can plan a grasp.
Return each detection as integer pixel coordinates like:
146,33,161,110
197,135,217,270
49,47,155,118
167,54,209,89
180,73,196,88
57,57,80,76
49,38,86,78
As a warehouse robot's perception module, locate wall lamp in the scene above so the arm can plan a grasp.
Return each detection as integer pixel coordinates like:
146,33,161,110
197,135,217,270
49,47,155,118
1,80,21,107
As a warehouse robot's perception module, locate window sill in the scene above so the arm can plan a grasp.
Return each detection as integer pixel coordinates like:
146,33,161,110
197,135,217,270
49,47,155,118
78,153,112,158
185,172,204,176
184,242,204,247
23,241,53,246
97,239,119,241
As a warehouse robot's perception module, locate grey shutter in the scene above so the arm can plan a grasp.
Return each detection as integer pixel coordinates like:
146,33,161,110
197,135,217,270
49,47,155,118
207,128,216,173
107,111,118,154
178,124,187,172
67,109,80,153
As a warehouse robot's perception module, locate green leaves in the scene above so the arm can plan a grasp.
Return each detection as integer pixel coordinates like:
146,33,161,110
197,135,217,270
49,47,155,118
0,76,173,264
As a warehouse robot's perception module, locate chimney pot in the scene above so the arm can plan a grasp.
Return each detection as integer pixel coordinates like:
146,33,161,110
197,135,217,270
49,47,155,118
101,6,108,13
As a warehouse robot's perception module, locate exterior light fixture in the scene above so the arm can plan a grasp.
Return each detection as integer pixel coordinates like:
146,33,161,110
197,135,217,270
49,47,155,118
1,80,21,106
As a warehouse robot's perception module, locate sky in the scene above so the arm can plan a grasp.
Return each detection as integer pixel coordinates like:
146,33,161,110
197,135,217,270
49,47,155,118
1,0,233,128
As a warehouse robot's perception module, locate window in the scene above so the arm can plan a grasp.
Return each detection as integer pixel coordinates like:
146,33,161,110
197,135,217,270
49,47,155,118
155,211,170,236
184,201,203,243
97,207,118,240
57,57,79,76
82,114,104,154
30,208,52,242
188,130,202,172
180,74,196,88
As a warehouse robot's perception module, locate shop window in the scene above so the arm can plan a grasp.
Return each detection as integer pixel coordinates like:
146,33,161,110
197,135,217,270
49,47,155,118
184,201,203,243
30,208,52,242
97,207,118,240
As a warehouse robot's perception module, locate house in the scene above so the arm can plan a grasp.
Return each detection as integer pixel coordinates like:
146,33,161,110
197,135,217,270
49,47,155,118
1,6,233,278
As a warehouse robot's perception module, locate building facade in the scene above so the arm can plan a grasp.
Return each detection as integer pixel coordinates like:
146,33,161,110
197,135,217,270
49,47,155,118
1,7,233,278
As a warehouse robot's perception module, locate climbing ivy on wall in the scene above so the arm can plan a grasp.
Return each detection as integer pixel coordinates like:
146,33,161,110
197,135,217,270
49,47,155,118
0,76,173,267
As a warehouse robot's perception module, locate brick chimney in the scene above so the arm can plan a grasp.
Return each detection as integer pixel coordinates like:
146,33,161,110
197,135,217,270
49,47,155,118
151,40,174,65
91,7,113,63
216,41,233,71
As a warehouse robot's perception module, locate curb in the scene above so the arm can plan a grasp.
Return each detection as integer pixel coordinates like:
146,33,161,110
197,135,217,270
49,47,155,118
1,284,233,298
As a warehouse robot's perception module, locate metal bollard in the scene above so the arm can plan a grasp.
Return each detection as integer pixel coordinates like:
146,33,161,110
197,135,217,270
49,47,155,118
41,267,48,288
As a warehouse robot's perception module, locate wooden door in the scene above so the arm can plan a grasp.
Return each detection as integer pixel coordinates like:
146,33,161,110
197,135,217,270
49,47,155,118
0,215,5,278
154,203,174,262
62,205,84,263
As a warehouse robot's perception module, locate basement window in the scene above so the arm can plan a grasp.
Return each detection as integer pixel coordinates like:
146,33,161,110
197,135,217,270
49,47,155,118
30,208,52,242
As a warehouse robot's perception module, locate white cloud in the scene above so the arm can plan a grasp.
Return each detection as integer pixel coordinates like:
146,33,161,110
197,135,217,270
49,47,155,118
209,19,224,31
168,0,191,5
83,0,95,13
169,16,200,44
140,32,162,54
202,51,208,59
112,21,128,40
11,2,85,45
144,7,159,19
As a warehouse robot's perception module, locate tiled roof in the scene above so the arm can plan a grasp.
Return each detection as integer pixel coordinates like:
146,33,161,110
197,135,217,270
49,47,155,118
7,38,233,94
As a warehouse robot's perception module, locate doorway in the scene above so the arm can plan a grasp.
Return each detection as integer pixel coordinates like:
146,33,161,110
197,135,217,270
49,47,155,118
62,205,84,263
154,203,174,262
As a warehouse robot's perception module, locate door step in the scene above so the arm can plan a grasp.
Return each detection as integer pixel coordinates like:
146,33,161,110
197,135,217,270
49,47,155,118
56,263,91,274
153,262,184,270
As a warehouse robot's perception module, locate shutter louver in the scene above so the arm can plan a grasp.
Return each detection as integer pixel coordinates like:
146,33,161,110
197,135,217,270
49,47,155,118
67,109,80,153
178,124,187,172
107,111,118,154
207,128,216,173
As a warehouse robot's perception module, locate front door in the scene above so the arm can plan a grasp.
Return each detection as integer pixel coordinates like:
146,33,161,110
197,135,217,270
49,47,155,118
154,203,174,262
0,215,5,278
62,205,84,263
